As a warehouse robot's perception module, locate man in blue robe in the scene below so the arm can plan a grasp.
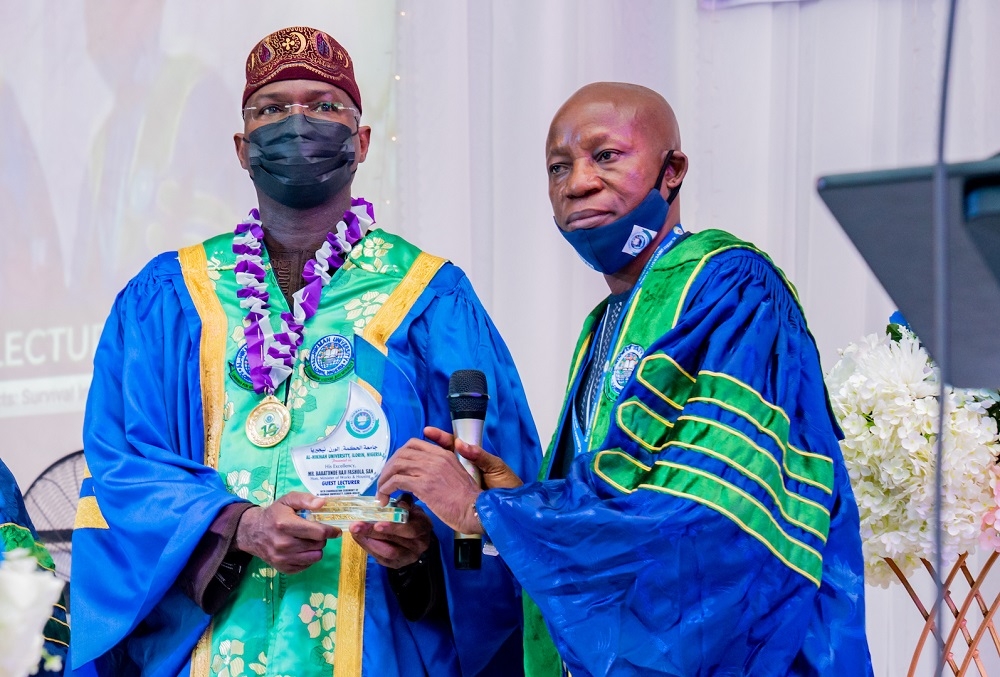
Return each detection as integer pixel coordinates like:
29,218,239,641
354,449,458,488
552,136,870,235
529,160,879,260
71,26,540,677
377,83,874,676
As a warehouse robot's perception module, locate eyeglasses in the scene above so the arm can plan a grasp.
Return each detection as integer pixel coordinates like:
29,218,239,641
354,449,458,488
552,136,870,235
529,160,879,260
242,101,360,124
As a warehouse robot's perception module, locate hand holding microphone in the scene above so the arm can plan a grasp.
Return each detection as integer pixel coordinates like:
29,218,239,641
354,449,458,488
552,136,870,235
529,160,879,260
447,370,489,570
375,369,522,567
423,428,523,491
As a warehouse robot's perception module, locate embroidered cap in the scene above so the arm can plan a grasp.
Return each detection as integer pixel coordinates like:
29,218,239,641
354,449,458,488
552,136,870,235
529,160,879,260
243,26,362,112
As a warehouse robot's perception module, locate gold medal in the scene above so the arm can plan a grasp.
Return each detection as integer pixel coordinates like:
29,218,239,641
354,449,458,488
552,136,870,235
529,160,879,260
246,394,291,447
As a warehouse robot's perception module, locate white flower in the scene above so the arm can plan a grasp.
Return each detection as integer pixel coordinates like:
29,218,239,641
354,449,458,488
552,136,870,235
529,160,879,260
0,549,65,677
344,292,389,330
225,470,252,500
299,591,337,640
211,639,246,677
826,329,1000,587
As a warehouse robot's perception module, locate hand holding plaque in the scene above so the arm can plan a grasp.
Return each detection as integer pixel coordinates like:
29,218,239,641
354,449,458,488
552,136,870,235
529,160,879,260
299,496,408,526
291,381,408,525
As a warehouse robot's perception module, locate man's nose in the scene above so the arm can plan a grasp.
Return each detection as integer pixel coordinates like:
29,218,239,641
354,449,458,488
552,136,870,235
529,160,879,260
565,159,602,197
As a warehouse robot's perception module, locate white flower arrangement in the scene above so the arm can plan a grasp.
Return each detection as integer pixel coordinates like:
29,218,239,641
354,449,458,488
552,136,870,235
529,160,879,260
826,326,1000,587
0,548,64,677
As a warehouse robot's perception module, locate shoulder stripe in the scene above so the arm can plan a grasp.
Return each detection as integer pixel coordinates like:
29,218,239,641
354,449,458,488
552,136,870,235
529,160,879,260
671,243,802,330
593,450,821,586
697,371,834,494
635,353,696,411
615,399,674,452
674,415,830,541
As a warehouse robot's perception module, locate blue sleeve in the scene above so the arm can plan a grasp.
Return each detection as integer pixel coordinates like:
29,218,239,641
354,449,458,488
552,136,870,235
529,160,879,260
71,254,242,674
387,263,543,676
478,250,872,676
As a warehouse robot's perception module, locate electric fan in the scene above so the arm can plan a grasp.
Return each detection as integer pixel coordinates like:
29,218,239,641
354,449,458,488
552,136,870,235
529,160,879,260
23,450,86,603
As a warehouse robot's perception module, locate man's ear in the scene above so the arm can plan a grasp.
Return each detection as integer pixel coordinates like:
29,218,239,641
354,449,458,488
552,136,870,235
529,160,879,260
355,125,372,165
662,150,688,190
234,133,251,172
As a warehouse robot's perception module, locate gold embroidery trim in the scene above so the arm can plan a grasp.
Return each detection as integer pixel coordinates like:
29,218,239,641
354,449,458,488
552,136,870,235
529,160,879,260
73,496,109,530
333,533,368,677
73,462,109,530
190,627,213,677
357,378,383,405
362,252,446,354
178,244,228,470
325,250,445,676
179,243,228,676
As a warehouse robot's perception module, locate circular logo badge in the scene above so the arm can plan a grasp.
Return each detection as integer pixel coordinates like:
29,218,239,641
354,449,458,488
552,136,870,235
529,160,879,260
623,225,655,256
245,396,292,448
306,334,354,383
607,343,645,399
229,344,254,391
347,408,379,438
629,229,651,251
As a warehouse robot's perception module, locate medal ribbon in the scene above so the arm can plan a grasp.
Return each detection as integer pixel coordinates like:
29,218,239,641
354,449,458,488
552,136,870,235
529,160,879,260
233,197,375,394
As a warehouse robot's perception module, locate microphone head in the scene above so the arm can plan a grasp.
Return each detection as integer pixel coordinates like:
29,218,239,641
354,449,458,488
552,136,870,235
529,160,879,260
448,370,489,420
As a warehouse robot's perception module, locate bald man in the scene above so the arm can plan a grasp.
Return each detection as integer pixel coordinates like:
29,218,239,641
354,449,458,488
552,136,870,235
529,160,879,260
378,83,873,676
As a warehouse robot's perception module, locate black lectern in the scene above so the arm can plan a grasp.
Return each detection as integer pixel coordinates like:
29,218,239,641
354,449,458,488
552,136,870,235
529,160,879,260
817,154,1000,388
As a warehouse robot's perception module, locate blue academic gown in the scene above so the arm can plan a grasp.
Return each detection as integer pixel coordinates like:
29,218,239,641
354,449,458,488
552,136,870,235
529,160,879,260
478,242,873,676
71,251,541,677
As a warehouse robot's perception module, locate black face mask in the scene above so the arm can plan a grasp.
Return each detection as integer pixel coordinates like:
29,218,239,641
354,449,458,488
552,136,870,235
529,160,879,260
246,114,357,209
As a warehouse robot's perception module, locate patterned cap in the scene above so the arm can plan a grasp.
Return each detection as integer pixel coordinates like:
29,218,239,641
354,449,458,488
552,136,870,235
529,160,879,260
243,26,362,112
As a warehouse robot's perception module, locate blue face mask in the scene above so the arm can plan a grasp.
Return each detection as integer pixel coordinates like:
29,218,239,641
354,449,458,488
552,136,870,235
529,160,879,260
558,151,680,274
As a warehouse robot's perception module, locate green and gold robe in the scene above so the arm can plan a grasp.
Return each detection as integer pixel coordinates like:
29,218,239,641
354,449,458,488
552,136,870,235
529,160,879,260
72,226,541,677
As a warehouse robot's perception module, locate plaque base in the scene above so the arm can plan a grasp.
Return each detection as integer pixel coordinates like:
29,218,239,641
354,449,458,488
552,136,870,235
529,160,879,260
299,497,408,526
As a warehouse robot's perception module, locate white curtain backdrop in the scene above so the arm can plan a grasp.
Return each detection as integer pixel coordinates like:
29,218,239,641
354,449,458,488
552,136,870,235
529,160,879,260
2,0,999,673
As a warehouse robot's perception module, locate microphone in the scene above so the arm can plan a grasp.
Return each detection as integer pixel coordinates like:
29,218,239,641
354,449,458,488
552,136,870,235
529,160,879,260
448,369,489,570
